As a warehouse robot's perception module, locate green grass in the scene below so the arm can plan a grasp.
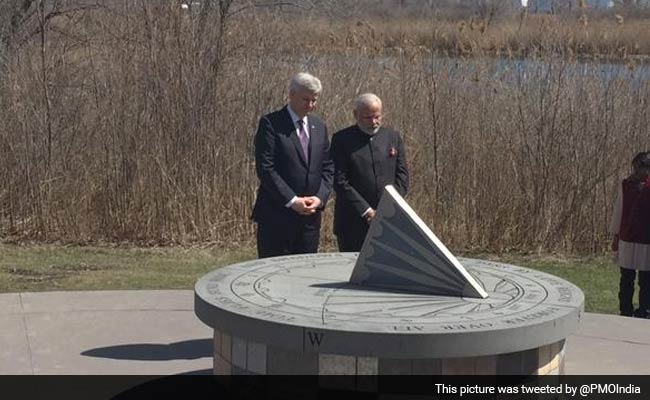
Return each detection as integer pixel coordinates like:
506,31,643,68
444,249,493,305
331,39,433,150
0,244,256,292
463,252,619,315
0,244,621,314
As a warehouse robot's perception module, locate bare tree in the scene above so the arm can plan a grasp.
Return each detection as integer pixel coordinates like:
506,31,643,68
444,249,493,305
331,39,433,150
474,0,512,27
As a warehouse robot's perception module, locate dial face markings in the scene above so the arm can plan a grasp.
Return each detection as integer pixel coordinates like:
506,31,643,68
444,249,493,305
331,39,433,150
198,253,582,334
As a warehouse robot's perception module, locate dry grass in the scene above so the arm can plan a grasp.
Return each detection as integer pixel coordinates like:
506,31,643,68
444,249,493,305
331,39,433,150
0,1,649,254
279,10,650,63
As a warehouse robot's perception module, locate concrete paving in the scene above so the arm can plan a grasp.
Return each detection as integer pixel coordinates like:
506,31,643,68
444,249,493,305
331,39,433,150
1,290,649,375
0,291,212,376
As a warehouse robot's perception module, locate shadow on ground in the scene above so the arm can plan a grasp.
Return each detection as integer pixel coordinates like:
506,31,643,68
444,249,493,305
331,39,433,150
81,339,212,361
177,368,213,375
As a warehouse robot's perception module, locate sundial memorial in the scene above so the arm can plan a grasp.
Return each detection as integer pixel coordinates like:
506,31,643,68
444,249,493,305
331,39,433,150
195,186,583,375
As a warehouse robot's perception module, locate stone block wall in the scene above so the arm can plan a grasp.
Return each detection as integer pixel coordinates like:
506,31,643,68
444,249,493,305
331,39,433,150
212,329,565,376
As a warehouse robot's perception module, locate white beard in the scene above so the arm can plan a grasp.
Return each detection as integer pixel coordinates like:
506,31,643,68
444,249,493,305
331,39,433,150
359,125,380,135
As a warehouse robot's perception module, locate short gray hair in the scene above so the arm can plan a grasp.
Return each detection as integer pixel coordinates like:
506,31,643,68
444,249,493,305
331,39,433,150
354,93,382,110
289,72,322,94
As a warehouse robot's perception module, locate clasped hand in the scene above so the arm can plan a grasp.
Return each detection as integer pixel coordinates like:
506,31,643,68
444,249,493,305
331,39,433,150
291,196,321,215
365,208,376,223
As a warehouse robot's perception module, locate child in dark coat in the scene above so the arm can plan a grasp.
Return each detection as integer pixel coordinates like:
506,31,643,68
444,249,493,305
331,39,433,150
609,152,650,318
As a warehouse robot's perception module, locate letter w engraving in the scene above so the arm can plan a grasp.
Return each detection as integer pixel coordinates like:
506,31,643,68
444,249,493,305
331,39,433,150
307,331,324,346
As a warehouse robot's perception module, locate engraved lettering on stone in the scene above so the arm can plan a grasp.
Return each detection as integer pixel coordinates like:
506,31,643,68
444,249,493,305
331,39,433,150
307,331,324,346
256,310,295,322
442,324,468,331
503,307,560,325
557,287,573,302
393,325,424,331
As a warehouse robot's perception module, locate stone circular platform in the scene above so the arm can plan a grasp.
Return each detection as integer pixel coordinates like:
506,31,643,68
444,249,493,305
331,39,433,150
194,253,584,375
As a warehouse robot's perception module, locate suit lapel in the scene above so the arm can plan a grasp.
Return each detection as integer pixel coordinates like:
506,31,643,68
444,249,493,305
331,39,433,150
291,131,308,167
306,120,319,171
283,107,309,167
284,106,309,168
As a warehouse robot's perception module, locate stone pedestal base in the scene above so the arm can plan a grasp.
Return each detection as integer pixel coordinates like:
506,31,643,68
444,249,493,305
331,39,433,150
212,329,565,376
196,254,583,380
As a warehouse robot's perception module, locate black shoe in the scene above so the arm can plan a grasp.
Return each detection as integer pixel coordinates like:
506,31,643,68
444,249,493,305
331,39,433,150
632,308,650,319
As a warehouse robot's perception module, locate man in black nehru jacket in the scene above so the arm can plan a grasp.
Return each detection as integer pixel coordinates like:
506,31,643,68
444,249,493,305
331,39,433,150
330,93,409,252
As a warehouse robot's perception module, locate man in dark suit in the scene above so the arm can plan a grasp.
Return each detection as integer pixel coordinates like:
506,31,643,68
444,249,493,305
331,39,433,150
330,93,409,252
252,73,334,258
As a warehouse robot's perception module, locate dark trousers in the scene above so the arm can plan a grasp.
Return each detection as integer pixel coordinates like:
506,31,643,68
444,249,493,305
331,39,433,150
619,268,650,316
256,213,321,258
336,222,369,252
